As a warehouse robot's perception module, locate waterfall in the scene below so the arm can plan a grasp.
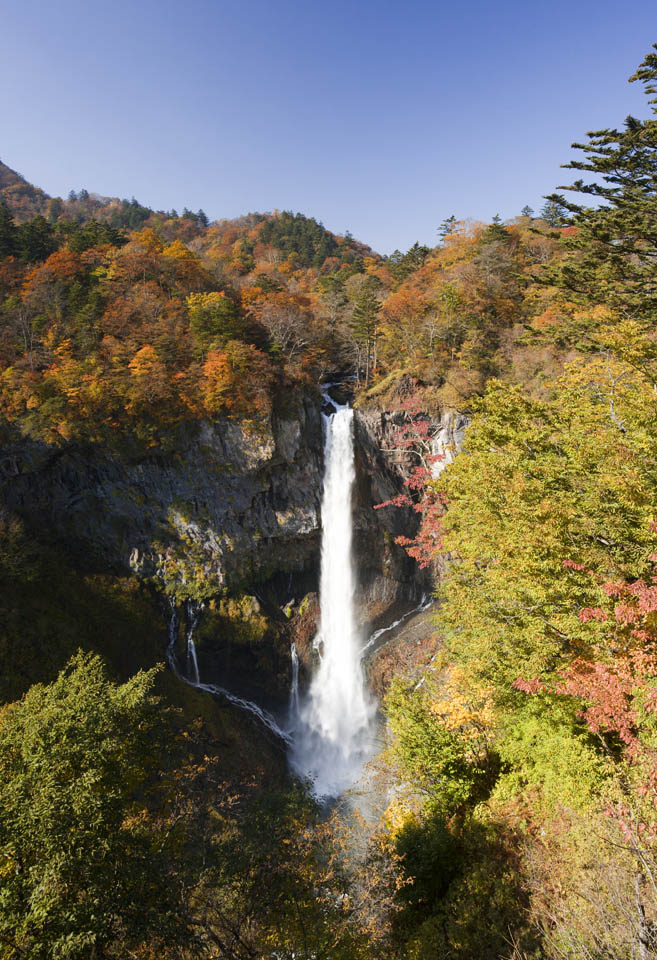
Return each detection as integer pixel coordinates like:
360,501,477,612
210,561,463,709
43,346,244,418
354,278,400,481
289,643,300,724
186,600,201,685
166,598,291,744
290,401,375,797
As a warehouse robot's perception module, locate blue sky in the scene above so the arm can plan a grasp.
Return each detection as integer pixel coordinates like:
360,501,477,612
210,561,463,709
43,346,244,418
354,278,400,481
2,0,656,253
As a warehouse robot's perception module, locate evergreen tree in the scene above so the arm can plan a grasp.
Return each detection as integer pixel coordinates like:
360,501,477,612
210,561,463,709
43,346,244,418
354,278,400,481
0,200,18,258
544,46,657,320
539,198,569,227
17,215,56,262
387,241,431,285
439,214,457,239
350,279,381,386
482,213,509,243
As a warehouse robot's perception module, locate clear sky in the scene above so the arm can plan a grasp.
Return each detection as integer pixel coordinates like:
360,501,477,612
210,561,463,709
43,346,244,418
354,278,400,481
2,0,656,253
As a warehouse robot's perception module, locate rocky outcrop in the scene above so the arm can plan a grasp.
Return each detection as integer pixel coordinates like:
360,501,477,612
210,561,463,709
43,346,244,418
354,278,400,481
1,390,467,702
353,409,429,616
353,408,468,600
2,394,324,593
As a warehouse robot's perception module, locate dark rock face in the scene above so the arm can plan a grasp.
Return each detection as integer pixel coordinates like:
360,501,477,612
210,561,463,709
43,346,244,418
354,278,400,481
353,409,430,617
1,392,466,701
2,394,324,591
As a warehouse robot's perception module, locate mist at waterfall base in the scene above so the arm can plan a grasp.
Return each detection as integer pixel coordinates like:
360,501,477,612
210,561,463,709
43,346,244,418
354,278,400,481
289,403,377,798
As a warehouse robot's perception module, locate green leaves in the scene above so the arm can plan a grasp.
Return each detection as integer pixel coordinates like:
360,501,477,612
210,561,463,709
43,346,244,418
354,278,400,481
0,653,185,959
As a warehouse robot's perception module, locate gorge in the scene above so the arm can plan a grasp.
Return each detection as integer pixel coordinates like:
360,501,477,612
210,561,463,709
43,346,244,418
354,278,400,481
84,383,453,796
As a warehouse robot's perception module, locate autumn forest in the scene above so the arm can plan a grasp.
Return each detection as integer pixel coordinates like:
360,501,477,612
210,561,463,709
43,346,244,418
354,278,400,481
4,38,657,960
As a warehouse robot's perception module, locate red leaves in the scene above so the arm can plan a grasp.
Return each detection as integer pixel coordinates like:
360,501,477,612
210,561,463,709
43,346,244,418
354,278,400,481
517,537,657,812
513,677,545,694
557,653,656,749
563,559,587,571
578,607,608,623
373,394,448,567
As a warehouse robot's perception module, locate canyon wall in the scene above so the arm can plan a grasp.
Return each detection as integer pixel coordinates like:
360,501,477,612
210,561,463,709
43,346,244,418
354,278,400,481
1,392,466,701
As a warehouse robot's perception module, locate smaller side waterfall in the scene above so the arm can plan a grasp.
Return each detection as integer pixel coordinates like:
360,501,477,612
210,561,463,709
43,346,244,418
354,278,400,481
166,599,291,744
289,643,300,725
361,595,433,657
186,601,202,685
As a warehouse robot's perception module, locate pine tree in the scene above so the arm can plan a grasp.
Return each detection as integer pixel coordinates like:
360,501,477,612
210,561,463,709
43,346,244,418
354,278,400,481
482,214,509,243
539,198,569,227
17,215,56,262
438,215,457,239
0,201,17,258
545,45,657,317
350,282,380,386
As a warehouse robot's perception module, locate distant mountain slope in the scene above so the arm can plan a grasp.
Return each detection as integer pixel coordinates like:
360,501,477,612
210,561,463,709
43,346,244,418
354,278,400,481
0,159,50,220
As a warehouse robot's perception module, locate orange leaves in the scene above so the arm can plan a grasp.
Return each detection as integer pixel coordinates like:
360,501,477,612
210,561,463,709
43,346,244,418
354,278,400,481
381,285,428,325
22,249,82,290
134,228,164,253
201,349,233,414
201,341,273,419
127,344,171,409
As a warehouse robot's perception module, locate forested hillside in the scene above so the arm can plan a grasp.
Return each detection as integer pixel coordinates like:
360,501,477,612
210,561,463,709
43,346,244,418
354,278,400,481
4,41,657,960
378,45,657,958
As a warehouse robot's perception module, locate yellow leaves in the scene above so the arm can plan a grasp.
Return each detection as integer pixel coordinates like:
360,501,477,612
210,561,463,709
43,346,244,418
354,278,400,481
186,290,225,313
428,665,497,744
162,239,196,262
201,341,273,419
201,349,233,415
128,344,159,378
381,796,422,836
134,228,163,253
126,344,170,409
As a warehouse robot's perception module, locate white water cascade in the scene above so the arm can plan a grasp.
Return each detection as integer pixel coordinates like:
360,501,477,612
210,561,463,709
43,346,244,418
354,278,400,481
167,600,291,744
289,643,300,724
290,400,376,797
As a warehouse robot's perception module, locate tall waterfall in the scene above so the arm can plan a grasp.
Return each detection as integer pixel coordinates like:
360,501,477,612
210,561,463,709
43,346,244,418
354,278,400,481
290,403,375,797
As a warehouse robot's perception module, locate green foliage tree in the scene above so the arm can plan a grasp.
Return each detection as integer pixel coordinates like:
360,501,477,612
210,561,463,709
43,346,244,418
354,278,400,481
481,214,509,244
187,290,242,355
387,242,431,286
350,277,381,386
0,200,18,258
0,653,189,959
258,211,347,269
438,215,457,239
63,219,127,253
16,215,57,262
543,47,657,318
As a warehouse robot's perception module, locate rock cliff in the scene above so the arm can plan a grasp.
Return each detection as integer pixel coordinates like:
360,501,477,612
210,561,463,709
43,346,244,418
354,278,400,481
1,391,466,702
